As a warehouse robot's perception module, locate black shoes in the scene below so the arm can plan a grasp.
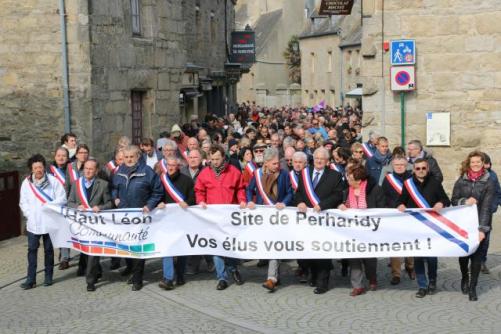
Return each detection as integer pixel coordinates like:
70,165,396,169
469,287,478,301
427,281,437,295
461,277,469,295
232,271,244,285
176,277,186,286
159,279,175,290
390,276,401,285
313,287,327,294
481,263,490,274
132,283,143,291
87,283,96,292
216,280,228,290
20,282,35,290
415,288,427,298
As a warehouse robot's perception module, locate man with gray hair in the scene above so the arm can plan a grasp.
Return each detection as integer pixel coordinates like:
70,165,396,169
112,145,163,291
407,139,443,182
246,147,293,291
280,147,296,171
295,147,345,294
156,139,179,174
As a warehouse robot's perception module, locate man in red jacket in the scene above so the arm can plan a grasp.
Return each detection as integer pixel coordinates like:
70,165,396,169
195,145,247,290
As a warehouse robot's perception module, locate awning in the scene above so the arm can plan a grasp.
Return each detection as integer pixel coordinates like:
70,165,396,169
181,87,201,98
345,87,363,97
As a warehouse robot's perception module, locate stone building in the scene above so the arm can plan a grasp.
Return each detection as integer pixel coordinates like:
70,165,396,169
299,0,362,108
235,0,305,107
0,0,239,172
359,0,501,189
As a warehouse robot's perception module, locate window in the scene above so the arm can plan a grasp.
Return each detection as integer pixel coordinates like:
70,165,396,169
131,91,144,145
131,0,141,36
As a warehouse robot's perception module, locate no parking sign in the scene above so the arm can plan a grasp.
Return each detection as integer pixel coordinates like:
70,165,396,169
390,66,415,91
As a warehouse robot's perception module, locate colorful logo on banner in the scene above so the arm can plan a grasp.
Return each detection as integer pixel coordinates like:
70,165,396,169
50,166,66,186
160,173,186,203
254,168,275,205
386,173,403,195
361,143,374,159
27,179,53,204
302,167,320,207
71,237,157,257
289,170,298,191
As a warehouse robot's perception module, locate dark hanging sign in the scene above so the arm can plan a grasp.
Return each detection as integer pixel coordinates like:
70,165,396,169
318,0,354,15
230,31,256,63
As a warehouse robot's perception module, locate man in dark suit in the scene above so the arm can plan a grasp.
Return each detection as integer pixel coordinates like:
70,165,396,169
295,147,345,294
68,158,113,292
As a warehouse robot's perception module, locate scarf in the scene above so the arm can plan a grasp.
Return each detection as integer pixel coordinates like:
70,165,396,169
212,163,227,178
467,168,485,182
32,173,50,189
262,168,279,202
346,179,368,209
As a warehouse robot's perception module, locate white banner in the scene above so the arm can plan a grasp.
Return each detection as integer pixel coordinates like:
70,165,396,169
42,204,480,259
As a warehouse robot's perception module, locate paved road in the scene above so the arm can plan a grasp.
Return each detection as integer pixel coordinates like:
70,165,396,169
1,215,501,333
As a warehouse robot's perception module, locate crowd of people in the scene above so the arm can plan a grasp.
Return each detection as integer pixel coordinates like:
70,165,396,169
19,103,501,301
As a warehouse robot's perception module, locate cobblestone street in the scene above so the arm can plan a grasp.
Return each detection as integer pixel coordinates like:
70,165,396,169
1,220,501,334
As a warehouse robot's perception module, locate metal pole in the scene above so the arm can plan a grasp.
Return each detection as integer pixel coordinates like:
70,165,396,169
400,91,405,147
59,0,71,132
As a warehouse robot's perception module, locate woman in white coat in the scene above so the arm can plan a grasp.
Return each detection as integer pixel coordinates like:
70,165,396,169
19,154,66,289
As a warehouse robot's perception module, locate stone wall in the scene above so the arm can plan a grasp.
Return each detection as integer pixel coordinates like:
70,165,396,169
361,0,501,190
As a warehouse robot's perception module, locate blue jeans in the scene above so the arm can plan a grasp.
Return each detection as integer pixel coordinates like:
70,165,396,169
213,256,238,282
27,232,54,284
162,257,187,280
414,257,437,288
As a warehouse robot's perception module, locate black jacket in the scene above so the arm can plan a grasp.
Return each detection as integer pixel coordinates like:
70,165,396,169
382,171,412,208
408,151,443,183
397,174,450,208
294,167,345,210
451,172,495,232
161,170,195,205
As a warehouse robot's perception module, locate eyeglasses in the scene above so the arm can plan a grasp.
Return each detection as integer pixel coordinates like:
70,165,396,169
354,150,363,153
254,149,264,153
415,167,427,171
286,159,292,162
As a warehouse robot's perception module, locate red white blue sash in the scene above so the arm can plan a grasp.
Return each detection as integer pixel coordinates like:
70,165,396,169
68,164,79,184
289,170,299,191
245,161,256,175
386,173,403,195
159,159,168,174
362,142,374,159
160,173,186,203
301,167,320,207
106,160,119,174
50,165,65,186
404,178,431,208
254,168,275,205
181,150,189,162
330,163,342,173
27,178,53,204
75,177,91,209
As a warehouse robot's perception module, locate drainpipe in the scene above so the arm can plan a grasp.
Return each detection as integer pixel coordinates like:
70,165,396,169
59,0,71,132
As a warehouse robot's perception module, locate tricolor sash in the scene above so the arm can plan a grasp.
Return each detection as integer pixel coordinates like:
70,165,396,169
160,173,186,203
362,142,374,159
254,168,275,205
159,159,168,174
27,178,53,204
289,170,299,191
404,178,431,208
330,163,342,173
50,165,65,186
106,160,119,174
301,167,320,207
386,173,403,195
245,161,256,175
67,164,79,184
75,177,91,209
181,150,189,162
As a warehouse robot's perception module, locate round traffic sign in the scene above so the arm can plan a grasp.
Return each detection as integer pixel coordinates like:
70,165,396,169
395,71,411,86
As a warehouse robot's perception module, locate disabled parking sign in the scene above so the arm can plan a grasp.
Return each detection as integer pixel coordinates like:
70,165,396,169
390,39,415,65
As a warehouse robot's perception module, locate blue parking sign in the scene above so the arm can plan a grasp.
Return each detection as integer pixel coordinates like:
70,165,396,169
390,39,415,65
